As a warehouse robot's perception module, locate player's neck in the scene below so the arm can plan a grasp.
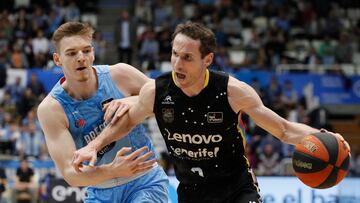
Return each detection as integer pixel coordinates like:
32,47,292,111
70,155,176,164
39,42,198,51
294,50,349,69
63,70,98,101
181,70,209,97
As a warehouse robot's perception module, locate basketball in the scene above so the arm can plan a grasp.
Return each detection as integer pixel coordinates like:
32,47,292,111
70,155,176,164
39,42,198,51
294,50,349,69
292,132,350,189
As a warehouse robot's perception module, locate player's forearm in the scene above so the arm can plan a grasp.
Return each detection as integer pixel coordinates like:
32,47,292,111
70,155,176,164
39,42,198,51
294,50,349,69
63,164,113,187
90,114,133,152
283,121,320,145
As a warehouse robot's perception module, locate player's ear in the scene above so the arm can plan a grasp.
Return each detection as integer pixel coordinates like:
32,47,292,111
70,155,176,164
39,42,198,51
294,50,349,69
53,52,62,66
204,52,214,67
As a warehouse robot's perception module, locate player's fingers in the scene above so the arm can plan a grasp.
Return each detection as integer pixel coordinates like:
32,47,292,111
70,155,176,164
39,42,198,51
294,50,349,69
134,151,154,164
329,132,351,152
104,103,116,123
137,159,157,168
110,104,130,125
134,162,156,174
126,146,149,160
116,147,132,156
102,102,110,111
88,154,98,167
72,154,83,172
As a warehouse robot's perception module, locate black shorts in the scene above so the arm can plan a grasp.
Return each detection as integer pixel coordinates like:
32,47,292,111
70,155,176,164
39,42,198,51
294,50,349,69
177,169,262,203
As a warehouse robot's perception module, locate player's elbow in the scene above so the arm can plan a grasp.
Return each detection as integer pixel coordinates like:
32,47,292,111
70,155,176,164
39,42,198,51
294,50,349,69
62,169,86,187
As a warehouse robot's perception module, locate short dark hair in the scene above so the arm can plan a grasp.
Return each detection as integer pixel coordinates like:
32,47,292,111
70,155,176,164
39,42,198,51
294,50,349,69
172,22,216,58
52,22,94,51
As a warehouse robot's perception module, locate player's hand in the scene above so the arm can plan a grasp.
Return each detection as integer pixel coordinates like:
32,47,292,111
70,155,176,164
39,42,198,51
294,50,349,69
320,129,351,152
103,99,130,125
72,144,98,173
110,146,156,177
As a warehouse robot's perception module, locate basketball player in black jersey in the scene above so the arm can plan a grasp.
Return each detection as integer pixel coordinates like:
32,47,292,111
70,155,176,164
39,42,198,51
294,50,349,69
72,22,350,203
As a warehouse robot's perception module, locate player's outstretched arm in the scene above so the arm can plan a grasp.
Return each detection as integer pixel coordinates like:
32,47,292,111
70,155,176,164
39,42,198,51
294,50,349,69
72,80,156,171
38,95,155,187
228,76,322,145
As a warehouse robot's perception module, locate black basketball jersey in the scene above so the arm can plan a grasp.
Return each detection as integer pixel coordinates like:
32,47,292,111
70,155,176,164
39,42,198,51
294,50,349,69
154,70,250,184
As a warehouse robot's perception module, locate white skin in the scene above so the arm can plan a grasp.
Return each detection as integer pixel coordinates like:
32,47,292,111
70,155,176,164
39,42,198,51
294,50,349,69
72,33,351,171
37,34,156,187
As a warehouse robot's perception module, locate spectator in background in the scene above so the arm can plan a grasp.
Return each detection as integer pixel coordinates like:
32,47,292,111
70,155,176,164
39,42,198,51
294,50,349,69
139,30,159,67
264,76,282,106
22,110,41,132
16,88,37,119
281,80,298,108
5,76,24,106
256,143,281,176
220,9,242,47
0,167,6,203
32,30,49,58
10,44,29,69
23,38,35,68
46,9,64,36
1,121,21,155
31,6,48,31
17,123,46,159
114,10,134,64
335,32,354,64
157,28,172,62
304,46,321,66
318,35,335,65
0,52,8,88
26,73,45,99
244,29,263,65
92,31,106,64
64,0,80,22
134,0,152,24
13,158,37,203
213,45,230,71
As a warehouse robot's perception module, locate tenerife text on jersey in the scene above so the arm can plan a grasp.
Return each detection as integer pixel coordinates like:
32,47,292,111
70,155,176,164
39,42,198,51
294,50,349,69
165,128,222,160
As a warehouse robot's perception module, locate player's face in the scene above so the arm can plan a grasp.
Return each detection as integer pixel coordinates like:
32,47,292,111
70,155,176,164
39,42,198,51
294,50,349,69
53,35,95,82
171,34,213,89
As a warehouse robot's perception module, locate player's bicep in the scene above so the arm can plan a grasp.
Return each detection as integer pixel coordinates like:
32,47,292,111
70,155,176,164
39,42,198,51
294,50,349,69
228,77,288,140
37,99,77,173
109,63,151,96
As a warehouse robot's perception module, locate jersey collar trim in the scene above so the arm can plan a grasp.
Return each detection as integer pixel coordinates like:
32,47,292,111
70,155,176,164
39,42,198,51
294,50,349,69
172,69,210,88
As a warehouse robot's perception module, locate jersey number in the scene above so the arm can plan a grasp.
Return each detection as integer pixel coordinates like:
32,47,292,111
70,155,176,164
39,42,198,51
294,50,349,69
191,167,204,177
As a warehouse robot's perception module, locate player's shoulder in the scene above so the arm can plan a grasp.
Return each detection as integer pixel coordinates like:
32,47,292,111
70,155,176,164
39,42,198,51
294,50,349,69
109,63,139,77
228,76,251,92
37,95,64,120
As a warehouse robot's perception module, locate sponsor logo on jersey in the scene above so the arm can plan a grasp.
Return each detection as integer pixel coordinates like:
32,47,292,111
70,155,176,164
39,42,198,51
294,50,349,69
207,112,223,123
162,95,174,104
162,108,174,123
71,111,86,128
164,128,222,160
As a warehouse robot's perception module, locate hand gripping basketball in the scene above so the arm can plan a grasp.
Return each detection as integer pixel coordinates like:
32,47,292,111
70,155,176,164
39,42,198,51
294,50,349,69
292,131,350,189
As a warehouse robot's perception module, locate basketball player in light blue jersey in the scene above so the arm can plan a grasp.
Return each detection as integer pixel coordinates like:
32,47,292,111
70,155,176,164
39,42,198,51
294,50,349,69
37,22,168,202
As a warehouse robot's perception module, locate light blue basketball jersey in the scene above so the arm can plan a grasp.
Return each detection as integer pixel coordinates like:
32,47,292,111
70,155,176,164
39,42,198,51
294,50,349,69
50,65,156,167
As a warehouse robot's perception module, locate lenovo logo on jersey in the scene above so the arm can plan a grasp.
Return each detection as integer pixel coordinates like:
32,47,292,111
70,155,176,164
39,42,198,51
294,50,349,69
165,129,223,144
162,95,174,104
207,112,223,123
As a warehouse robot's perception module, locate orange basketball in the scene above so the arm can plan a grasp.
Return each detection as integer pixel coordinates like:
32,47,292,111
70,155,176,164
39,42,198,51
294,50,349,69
292,132,350,189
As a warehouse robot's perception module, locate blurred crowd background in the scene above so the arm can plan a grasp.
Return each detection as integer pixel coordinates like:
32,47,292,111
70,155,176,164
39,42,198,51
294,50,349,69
0,0,359,202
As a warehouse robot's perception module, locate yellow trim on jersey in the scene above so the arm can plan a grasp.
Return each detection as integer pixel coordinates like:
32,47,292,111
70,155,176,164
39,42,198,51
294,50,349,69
237,124,250,167
203,69,209,87
172,69,210,88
